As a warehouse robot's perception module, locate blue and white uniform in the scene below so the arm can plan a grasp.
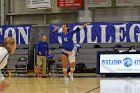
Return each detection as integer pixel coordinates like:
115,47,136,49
53,27,80,63
0,47,9,82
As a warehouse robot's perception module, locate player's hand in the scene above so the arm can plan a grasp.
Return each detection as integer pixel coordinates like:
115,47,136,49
80,23,91,29
0,80,10,91
84,23,91,26
3,80,9,89
53,26,59,32
0,82,4,91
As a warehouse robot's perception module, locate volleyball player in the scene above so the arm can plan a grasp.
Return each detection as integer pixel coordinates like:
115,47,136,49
0,37,16,92
53,23,90,86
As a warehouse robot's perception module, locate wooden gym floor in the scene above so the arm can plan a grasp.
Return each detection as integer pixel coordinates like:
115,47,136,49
4,76,140,93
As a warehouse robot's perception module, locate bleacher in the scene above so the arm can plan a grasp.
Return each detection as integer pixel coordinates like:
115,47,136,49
4,42,140,74
48,42,140,73
4,44,29,74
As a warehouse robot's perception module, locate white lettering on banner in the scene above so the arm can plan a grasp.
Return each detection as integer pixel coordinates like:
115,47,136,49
17,27,29,44
58,27,62,43
73,26,78,43
114,24,127,42
129,24,140,42
86,25,96,43
0,26,31,44
4,27,16,41
73,25,85,43
79,27,85,43
100,25,107,43
0,28,2,35
51,23,140,43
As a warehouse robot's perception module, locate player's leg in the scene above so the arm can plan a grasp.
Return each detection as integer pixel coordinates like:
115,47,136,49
61,54,68,77
61,53,68,86
69,62,75,81
42,56,47,77
68,51,75,81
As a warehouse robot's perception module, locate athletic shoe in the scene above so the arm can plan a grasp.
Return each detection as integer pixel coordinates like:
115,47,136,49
68,72,74,81
64,77,68,86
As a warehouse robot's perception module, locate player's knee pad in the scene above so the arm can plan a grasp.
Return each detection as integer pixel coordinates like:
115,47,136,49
63,68,67,72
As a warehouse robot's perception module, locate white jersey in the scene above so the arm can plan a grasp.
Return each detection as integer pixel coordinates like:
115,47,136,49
0,47,9,82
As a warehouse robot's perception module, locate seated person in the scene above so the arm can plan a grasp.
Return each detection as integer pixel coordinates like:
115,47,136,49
128,45,136,52
113,46,119,52
47,53,55,74
129,45,135,51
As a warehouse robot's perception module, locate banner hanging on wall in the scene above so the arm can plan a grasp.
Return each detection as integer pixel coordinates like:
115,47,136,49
116,0,140,6
57,0,82,8
26,0,52,9
85,0,111,8
0,25,32,44
49,22,140,44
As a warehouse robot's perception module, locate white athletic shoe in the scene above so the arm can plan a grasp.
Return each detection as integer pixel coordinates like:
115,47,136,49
69,72,74,81
64,77,68,86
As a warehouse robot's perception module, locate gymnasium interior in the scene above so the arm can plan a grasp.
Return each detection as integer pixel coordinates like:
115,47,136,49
0,0,140,93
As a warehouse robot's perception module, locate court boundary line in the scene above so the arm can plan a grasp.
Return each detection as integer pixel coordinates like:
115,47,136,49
85,86,100,93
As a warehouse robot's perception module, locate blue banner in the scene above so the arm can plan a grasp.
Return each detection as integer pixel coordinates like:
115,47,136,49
49,22,140,44
0,25,32,44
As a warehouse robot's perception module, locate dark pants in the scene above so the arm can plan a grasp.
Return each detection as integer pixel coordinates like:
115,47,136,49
47,60,55,73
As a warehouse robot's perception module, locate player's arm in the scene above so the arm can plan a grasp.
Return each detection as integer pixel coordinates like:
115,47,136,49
75,23,90,32
79,23,91,30
0,72,9,91
1,80,9,90
52,26,61,36
70,23,90,34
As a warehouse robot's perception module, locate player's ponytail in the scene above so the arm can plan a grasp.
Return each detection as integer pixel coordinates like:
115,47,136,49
66,25,69,32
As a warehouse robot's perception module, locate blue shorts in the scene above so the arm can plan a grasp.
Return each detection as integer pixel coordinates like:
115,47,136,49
62,51,68,56
62,48,72,56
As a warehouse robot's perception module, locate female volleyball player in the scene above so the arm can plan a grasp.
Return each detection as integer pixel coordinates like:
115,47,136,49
53,23,90,86
0,37,16,92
